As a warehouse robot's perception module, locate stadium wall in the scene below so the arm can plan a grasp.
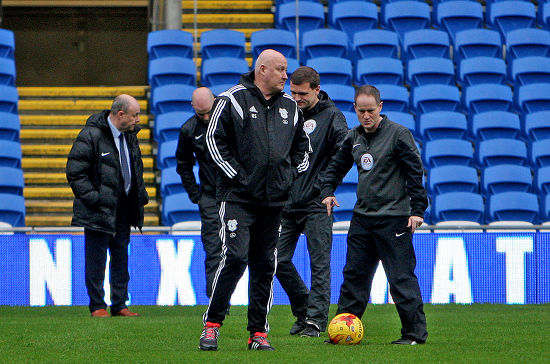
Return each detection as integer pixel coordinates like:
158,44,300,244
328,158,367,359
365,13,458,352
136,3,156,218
1,232,548,306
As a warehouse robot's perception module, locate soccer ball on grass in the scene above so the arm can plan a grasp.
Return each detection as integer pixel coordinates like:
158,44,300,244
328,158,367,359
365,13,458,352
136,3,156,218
327,313,364,345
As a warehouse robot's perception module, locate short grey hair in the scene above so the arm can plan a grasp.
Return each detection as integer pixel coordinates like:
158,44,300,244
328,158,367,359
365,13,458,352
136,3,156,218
111,95,130,114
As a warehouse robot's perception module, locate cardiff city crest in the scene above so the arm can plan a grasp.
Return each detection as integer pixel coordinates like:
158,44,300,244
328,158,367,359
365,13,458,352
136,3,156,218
227,219,238,232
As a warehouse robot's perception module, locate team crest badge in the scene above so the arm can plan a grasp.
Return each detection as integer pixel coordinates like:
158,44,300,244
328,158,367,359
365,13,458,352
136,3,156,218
303,119,317,134
279,108,288,119
361,153,374,171
227,219,238,232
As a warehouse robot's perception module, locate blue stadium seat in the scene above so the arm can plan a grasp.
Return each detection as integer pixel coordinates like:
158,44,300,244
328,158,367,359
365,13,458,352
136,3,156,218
428,165,479,194
0,86,18,114
434,0,483,42
302,28,349,61
333,191,356,222
147,30,193,60
402,29,450,60
470,111,521,141
539,2,550,31
151,84,194,114
417,111,467,141
201,57,249,87
541,193,550,223
342,111,359,129
377,84,410,112
154,111,193,143
462,84,513,113
382,1,431,42
0,58,16,86
162,192,200,226
200,29,246,60
210,84,234,96
157,140,178,169
406,57,455,87
0,29,15,59
148,57,196,87
510,56,550,86
0,140,21,167
353,29,400,60
0,112,20,141
385,111,416,138
535,166,550,195
515,83,550,113
476,138,528,167
329,1,378,39
355,57,403,86
322,84,355,112
306,57,353,85
250,29,297,60
411,84,461,113
486,1,536,40
524,111,550,142
277,1,325,36
453,28,503,63
433,191,485,224
160,166,191,197
505,28,550,61
0,167,24,195
335,167,358,194
530,140,550,168
422,138,474,168
458,57,507,86
0,193,25,226
482,164,532,195
487,191,539,224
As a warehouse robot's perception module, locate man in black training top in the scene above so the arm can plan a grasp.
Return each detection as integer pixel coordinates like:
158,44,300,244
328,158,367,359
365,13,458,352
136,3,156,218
276,66,348,337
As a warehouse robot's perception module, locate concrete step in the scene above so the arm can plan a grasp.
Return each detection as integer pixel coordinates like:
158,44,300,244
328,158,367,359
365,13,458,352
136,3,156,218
18,99,148,111
22,157,154,170
26,199,159,213
188,28,264,38
26,214,160,227
182,0,272,10
20,128,151,140
20,114,150,127
18,86,149,98
24,172,156,185
22,144,153,156
23,186,157,199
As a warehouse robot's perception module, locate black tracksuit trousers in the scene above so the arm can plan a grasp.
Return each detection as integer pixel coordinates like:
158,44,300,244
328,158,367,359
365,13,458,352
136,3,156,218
336,214,428,343
204,201,283,334
198,194,222,299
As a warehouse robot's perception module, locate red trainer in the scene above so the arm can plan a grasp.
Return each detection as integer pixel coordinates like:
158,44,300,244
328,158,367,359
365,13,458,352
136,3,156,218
248,332,275,351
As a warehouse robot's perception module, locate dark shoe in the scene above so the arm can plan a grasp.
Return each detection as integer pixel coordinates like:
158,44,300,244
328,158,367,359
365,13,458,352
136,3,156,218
300,324,320,337
391,337,422,345
289,317,307,335
112,308,140,317
324,339,336,344
248,332,275,351
90,309,109,317
199,322,220,351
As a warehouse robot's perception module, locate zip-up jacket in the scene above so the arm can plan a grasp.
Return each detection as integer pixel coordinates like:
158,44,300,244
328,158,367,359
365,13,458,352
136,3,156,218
320,115,428,218
286,90,348,212
175,114,217,203
66,110,149,234
206,71,312,207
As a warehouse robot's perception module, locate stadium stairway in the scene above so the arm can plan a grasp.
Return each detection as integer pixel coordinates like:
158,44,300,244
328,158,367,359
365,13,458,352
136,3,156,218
18,86,159,227
182,0,274,69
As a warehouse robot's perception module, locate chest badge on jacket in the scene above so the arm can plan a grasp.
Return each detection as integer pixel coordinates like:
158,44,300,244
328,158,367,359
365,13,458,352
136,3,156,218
279,107,288,124
303,119,317,134
361,153,374,171
249,105,258,119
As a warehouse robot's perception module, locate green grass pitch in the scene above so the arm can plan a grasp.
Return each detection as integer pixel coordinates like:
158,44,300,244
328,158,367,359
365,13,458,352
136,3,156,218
0,304,548,363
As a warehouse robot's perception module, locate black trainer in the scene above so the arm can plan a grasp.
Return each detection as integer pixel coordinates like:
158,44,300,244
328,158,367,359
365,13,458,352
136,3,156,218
289,317,307,335
248,332,275,351
199,322,220,351
300,323,320,337
391,337,423,345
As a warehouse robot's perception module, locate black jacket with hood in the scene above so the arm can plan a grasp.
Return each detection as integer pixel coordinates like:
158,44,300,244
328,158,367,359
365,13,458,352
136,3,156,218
66,110,149,234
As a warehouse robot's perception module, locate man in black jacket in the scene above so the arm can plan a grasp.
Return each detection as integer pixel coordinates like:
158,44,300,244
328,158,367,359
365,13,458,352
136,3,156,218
175,87,220,298
66,94,148,318
275,66,348,337
199,49,311,351
321,85,428,345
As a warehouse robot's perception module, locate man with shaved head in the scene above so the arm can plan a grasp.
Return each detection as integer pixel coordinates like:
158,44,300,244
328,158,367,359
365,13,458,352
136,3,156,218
199,49,311,351
175,87,220,299
67,94,148,317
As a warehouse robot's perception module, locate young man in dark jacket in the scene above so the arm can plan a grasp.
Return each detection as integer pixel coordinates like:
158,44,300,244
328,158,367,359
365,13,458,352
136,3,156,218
199,50,311,351
66,94,148,318
276,66,349,337
175,87,220,298
321,85,428,345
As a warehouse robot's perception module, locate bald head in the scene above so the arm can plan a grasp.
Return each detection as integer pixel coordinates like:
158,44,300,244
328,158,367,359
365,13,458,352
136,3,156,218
254,49,288,99
109,94,140,132
191,87,215,122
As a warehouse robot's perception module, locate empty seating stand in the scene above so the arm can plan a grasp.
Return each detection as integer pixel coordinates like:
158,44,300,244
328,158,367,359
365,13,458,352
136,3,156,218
147,30,193,60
